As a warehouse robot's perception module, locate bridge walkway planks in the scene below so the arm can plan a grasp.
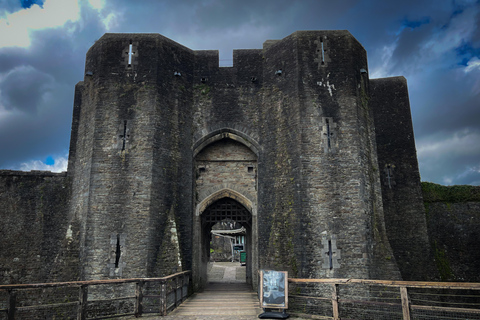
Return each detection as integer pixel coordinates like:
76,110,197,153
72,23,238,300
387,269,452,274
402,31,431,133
134,262,263,319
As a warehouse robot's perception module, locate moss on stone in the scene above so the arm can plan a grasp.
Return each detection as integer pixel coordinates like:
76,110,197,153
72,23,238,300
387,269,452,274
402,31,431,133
422,182,480,203
432,240,455,281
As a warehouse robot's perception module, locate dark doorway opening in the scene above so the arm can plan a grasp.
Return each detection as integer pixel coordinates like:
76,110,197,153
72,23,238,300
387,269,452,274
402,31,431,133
201,198,252,286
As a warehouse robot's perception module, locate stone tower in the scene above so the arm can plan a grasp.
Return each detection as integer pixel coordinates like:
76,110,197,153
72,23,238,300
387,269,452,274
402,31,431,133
64,30,434,290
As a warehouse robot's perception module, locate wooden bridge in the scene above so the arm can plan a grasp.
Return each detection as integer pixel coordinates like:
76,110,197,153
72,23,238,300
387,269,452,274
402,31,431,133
2,262,480,319
156,262,261,319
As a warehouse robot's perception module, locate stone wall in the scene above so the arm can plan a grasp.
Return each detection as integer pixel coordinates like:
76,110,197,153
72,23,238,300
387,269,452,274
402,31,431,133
256,31,400,280
0,171,76,284
195,139,257,203
371,77,438,280
422,182,480,282
68,34,195,280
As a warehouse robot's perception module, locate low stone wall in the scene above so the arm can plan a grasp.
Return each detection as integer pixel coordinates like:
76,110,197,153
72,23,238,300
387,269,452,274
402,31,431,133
0,170,76,284
422,182,480,282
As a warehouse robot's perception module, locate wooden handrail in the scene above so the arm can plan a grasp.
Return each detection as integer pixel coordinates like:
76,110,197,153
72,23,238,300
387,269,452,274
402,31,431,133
0,270,191,290
288,278,480,290
287,278,480,320
0,271,191,320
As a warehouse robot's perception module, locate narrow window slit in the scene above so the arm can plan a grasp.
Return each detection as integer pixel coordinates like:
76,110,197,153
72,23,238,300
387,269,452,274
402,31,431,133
115,234,121,268
386,165,393,189
328,240,333,270
321,38,325,64
121,120,128,151
326,119,331,149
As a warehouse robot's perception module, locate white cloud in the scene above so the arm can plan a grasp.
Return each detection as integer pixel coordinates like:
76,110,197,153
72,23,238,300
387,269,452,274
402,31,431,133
465,57,480,73
88,0,105,10
370,42,397,78
424,8,478,57
0,0,81,48
417,129,480,158
19,154,68,172
417,129,480,184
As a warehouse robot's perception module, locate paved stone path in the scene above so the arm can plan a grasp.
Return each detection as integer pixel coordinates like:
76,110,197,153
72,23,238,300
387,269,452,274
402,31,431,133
208,261,246,283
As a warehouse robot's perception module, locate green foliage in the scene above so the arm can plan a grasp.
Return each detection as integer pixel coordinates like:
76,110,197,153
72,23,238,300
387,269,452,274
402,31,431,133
194,84,211,96
421,182,480,203
432,240,455,281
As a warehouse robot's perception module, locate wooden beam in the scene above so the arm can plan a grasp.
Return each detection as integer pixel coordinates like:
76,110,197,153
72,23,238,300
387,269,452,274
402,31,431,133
77,285,88,320
160,281,167,316
400,286,411,320
134,281,143,317
0,270,191,291
331,284,339,320
7,290,16,320
412,304,480,314
287,278,480,290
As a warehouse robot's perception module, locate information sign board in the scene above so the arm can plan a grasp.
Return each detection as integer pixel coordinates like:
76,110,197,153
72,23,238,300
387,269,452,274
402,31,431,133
259,270,288,309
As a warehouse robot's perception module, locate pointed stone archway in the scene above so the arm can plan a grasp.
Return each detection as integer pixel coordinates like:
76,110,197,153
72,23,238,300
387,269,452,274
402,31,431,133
193,189,258,291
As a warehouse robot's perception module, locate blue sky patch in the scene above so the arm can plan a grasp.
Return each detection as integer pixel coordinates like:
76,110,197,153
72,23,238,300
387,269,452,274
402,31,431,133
456,42,480,66
45,156,54,165
20,0,44,9
400,17,431,30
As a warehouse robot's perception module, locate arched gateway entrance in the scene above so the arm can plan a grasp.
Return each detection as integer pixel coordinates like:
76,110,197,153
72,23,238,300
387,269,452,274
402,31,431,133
192,131,259,291
203,198,252,277
193,189,258,291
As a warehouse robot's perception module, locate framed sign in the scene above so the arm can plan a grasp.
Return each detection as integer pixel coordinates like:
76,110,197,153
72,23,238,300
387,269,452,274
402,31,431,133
259,270,288,309
233,244,244,251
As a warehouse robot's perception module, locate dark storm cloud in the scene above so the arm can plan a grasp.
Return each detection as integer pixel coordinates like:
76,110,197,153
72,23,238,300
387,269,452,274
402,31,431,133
472,9,480,45
0,84,72,168
411,67,480,136
0,2,107,168
0,66,54,113
389,23,434,73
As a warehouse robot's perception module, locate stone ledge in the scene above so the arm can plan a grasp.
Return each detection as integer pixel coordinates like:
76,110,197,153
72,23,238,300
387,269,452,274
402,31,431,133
0,170,67,177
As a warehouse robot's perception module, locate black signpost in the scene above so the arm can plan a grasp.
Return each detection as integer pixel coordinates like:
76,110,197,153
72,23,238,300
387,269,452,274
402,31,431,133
258,270,289,319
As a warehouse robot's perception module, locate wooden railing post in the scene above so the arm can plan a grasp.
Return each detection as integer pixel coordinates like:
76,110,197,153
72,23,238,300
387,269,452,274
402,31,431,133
331,284,339,320
400,286,411,320
160,280,167,316
7,290,16,320
174,276,179,308
180,274,184,302
135,280,144,317
77,284,88,320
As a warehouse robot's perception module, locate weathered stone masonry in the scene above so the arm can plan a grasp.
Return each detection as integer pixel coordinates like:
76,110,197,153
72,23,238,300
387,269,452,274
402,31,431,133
6,30,474,289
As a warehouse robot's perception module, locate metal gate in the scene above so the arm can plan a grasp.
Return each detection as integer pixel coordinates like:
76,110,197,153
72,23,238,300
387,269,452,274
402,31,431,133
202,197,251,227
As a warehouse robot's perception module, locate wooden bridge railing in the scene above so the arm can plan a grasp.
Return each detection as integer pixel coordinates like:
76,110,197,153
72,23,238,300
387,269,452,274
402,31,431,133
287,278,480,320
0,270,191,320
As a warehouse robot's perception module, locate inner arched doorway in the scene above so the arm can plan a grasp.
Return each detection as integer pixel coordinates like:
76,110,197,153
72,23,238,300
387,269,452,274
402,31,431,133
202,198,252,281
193,192,258,291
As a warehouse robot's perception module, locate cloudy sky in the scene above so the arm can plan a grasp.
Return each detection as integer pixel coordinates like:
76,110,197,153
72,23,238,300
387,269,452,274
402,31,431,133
0,0,479,185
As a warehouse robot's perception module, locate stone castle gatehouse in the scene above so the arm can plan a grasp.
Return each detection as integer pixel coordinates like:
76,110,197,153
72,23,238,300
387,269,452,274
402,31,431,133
0,31,437,289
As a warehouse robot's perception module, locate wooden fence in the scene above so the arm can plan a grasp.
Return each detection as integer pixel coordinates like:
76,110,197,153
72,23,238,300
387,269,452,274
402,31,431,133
3,273,480,319
288,278,480,320
0,270,190,320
